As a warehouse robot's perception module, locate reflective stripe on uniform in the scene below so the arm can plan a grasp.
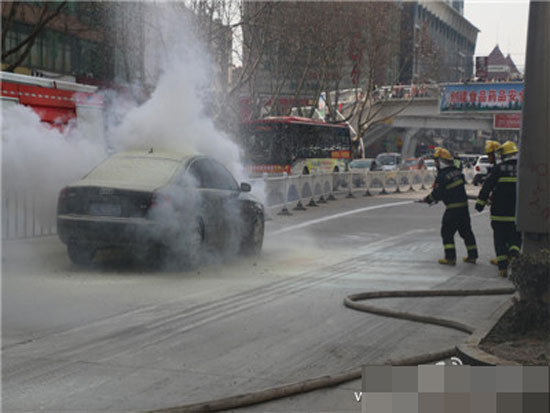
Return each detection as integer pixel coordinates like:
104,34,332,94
498,177,518,183
444,244,455,249
446,202,468,209
466,245,477,251
491,215,516,222
496,255,508,262
509,245,521,253
446,179,464,190
476,199,486,206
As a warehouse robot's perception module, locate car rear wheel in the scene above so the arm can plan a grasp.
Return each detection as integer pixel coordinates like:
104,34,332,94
163,219,205,270
67,244,96,266
241,216,264,256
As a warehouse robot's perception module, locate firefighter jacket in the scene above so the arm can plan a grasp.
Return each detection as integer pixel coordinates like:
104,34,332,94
476,159,518,221
425,166,468,209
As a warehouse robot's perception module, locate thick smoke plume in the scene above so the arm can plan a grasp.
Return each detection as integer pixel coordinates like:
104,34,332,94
2,3,252,264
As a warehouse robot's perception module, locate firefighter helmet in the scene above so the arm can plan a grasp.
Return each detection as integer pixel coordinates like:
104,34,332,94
499,141,519,156
433,147,452,161
485,140,501,154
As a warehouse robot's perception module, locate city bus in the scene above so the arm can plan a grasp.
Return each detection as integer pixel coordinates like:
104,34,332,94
240,116,353,176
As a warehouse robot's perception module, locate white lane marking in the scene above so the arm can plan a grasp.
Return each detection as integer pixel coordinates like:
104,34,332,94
270,200,415,236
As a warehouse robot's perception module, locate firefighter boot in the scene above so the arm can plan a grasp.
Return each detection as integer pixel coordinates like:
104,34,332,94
438,258,456,266
498,269,508,278
463,257,477,264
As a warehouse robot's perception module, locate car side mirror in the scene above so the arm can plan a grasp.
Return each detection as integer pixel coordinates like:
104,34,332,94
240,182,251,192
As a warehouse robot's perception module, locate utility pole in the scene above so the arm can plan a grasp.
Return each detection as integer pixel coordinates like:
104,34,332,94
517,1,550,252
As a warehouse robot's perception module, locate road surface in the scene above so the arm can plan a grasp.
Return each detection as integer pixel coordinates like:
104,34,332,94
2,189,513,411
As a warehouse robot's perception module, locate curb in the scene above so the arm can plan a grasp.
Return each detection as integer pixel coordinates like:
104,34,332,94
456,294,521,366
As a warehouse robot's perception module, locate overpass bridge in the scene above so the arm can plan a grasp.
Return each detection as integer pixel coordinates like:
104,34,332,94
348,83,522,157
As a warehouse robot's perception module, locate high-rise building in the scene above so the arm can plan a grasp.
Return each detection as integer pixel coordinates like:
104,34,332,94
399,1,478,84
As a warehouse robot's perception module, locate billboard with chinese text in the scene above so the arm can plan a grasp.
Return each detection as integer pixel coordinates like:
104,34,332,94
440,82,524,113
493,113,522,130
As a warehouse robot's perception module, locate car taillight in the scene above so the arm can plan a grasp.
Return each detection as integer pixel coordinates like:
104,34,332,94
475,166,480,171
150,192,173,209
58,187,69,202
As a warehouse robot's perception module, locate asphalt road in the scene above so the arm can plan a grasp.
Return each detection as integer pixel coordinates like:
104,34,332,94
2,188,513,412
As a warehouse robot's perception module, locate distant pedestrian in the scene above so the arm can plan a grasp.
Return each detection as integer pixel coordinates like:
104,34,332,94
421,147,478,265
475,141,521,277
453,152,463,170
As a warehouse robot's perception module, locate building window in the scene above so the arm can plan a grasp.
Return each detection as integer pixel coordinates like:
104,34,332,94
31,37,42,67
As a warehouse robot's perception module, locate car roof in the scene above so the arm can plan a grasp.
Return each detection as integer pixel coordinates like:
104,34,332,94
111,150,198,163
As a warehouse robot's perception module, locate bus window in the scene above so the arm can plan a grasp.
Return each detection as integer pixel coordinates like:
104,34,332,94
240,117,351,175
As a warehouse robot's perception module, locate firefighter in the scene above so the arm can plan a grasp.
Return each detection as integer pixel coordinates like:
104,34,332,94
485,140,501,167
475,141,521,277
421,147,478,265
481,140,501,266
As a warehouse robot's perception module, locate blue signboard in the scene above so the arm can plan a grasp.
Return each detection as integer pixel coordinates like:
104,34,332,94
440,82,524,112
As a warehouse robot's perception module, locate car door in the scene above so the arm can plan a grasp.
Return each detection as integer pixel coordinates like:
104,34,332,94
185,158,240,250
200,159,243,250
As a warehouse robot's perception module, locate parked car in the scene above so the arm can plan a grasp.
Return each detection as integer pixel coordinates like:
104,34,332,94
349,158,376,186
375,152,405,171
57,151,265,267
458,154,480,169
473,155,492,185
424,159,436,171
405,157,426,170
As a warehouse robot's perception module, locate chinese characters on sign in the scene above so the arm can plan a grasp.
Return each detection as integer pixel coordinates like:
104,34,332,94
493,114,522,130
440,83,524,112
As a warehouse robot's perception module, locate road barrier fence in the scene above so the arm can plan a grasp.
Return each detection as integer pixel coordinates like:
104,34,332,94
2,168,476,241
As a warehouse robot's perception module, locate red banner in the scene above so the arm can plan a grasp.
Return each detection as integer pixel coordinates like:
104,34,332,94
493,114,521,130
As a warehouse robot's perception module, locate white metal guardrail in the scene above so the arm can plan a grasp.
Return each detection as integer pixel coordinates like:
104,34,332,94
2,190,57,240
1,168,475,241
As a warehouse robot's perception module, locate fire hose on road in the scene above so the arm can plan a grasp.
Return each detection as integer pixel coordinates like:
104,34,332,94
147,287,515,413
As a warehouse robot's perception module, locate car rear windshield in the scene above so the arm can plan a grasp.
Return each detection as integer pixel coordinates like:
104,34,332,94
377,155,397,165
85,156,181,186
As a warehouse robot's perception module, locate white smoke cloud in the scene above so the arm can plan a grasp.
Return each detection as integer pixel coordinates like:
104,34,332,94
1,105,107,223
1,2,253,248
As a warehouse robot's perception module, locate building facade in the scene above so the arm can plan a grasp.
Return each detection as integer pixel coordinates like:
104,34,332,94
2,2,231,97
2,2,113,82
242,0,478,118
399,0,478,84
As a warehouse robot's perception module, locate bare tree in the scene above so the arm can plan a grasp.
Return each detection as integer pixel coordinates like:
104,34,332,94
2,1,68,72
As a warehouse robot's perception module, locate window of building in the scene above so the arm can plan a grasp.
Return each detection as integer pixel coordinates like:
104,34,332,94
31,37,42,67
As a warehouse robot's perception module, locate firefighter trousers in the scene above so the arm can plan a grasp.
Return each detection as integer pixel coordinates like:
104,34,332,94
491,221,522,270
441,207,478,260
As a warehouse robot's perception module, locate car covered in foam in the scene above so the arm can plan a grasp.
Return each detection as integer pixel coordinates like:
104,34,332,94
57,150,264,267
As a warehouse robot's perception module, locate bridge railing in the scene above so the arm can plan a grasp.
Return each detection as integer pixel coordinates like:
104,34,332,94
2,168,476,241
374,84,440,101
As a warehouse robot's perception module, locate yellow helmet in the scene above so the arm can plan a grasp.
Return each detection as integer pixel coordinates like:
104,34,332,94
499,141,519,156
433,147,452,161
485,140,501,154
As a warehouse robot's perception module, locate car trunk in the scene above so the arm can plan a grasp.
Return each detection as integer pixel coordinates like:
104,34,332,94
58,186,153,218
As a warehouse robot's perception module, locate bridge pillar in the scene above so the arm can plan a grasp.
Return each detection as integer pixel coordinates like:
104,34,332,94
400,128,420,158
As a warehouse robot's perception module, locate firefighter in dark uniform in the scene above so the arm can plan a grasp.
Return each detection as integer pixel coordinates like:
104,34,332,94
475,141,521,277
482,140,501,266
485,140,501,168
422,147,478,265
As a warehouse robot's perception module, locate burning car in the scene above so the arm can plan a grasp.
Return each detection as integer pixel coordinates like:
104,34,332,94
57,151,265,267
